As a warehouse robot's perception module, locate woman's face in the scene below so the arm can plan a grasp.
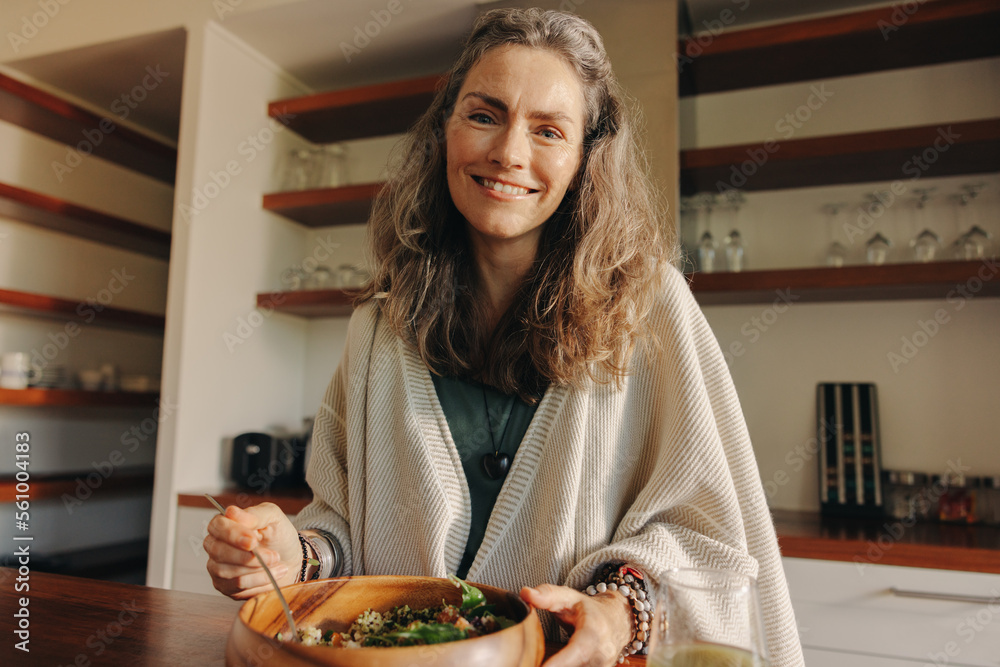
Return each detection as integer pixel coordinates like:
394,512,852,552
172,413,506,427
445,45,586,256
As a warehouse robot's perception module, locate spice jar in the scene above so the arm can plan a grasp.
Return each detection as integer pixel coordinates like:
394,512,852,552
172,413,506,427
938,472,977,523
883,471,928,520
976,476,1000,525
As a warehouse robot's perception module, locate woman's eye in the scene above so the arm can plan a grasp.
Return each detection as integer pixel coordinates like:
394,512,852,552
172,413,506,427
539,128,561,140
469,113,494,125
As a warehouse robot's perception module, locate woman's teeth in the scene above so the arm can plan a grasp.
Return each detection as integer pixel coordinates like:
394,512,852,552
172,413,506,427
479,177,530,196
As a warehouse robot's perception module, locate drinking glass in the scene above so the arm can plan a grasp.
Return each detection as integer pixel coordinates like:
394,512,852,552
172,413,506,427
697,193,718,274
719,190,746,272
281,148,313,191
679,196,701,274
724,231,745,273
321,144,349,188
954,183,992,259
822,202,849,267
863,192,894,265
648,568,769,667
909,187,941,262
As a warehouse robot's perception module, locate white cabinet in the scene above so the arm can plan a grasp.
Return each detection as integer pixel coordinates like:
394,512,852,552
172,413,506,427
784,557,1000,666
803,647,925,666
171,506,217,595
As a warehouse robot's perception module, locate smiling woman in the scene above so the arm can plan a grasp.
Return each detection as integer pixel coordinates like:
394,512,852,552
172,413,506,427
205,8,805,667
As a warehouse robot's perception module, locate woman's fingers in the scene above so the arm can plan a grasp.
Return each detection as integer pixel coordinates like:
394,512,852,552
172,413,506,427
204,502,300,597
521,584,631,667
203,534,281,569
207,562,290,599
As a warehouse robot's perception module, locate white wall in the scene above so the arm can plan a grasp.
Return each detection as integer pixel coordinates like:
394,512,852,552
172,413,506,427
148,22,319,586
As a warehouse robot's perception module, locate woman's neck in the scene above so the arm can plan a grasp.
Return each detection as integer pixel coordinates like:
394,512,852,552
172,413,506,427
468,232,539,328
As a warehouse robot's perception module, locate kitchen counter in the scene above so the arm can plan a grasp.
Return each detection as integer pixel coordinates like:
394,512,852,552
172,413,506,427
1,568,647,665
179,489,1000,574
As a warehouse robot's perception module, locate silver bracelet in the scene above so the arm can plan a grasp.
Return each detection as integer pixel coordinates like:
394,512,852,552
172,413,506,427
299,529,343,579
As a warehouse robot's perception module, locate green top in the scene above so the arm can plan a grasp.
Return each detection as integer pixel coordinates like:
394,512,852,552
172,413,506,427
430,374,539,578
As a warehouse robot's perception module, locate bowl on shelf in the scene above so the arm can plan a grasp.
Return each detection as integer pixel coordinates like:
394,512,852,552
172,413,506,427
226,575,544,667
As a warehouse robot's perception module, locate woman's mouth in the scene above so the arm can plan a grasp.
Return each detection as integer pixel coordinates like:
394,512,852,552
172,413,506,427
474,176,535,196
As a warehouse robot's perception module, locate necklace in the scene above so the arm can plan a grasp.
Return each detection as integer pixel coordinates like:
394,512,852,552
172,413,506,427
481,385,512,480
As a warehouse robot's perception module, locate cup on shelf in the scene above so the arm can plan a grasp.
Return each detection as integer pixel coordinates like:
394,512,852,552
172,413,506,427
0,352,37,390
120,374,156,393
304,265,332,290
977,476,1000,525
78,369,104,392
865,232,892,266
320,144,349,188
100,363,119,392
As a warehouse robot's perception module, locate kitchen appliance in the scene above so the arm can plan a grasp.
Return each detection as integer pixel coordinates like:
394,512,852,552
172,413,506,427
231,431,308,492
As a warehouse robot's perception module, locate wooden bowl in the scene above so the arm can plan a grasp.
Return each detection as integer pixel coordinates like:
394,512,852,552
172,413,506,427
226,575,545,667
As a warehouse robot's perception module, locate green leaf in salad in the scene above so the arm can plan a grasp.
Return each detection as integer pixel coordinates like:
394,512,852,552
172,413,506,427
383,621,469,645
447,574,486,611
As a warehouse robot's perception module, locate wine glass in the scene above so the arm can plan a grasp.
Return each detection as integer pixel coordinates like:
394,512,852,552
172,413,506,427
864,191,894,265
822,202,849,267
909,187,941,262
697,193,718,274
679,196,702,274
648,568,770,667
720,190,746,272
954,183,992,260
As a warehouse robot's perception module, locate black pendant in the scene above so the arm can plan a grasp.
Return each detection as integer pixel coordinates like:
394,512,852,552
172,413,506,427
482,451,511,480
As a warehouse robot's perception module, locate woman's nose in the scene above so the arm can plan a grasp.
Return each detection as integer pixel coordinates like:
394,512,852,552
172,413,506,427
487,125,527,169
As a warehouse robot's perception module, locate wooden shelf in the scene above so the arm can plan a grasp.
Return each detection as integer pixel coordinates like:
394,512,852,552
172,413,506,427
0,181,171,259
0,388,160,407
268,74,443,143
680,119,1000,194
688,261,1000,305
774,510,1000,574
257,289,356,318
0,469,154,502
0,71,176,183
178,486,314,515
0,287,165,332
678,0,1000,96
262,183,383,228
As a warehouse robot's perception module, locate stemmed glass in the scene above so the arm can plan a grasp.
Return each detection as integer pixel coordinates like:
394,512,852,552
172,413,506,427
909,187,941,262
696,193,719,274
648,568,770,667
679,196,701,274
720,190,747,272
822,202,849,267
952,183,992,260
865,192,892,266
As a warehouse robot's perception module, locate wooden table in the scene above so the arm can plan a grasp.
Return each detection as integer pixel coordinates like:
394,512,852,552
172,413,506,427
2,567,240,666
1,568,646,665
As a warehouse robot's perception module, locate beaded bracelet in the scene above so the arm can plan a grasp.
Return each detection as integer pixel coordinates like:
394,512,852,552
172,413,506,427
585,563,653,664
296,533,319,583
299,529,343,580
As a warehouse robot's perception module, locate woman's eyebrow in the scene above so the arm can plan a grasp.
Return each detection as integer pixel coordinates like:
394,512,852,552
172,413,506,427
460,91,577,126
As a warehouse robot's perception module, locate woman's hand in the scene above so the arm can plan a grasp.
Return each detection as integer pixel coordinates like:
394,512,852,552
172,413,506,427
203,502,301,599
520,584,633,667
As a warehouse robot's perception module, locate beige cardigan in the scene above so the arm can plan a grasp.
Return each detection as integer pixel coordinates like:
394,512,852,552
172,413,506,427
296,265,804,666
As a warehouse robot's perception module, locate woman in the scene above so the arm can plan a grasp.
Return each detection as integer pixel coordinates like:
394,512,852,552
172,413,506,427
205,8,804,667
